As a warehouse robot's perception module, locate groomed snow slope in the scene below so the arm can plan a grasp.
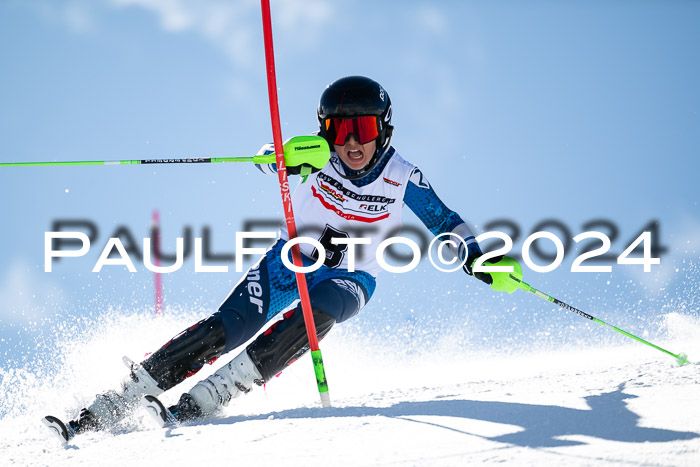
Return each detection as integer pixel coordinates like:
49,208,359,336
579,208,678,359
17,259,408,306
1,311,699,466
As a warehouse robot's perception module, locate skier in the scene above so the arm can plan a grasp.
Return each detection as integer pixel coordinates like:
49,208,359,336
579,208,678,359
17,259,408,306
53,75,506,436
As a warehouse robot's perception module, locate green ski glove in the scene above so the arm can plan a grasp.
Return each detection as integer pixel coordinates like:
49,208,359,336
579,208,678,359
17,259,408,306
470,255,523,294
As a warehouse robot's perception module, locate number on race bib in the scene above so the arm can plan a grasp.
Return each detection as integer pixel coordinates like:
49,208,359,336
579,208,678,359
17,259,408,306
313,224,350,268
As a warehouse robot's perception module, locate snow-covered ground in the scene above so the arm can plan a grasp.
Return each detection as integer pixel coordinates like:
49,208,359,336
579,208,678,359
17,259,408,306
1,310,698,466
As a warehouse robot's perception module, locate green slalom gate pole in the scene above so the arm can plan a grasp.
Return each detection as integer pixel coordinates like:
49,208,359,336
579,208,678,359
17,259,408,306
485,257,689,366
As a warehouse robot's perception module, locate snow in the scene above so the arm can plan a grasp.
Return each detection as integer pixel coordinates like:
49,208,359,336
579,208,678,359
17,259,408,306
1,311,699,466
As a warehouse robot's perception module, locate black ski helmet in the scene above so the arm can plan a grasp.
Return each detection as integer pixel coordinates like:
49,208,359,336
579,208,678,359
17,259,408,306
317,76,394,180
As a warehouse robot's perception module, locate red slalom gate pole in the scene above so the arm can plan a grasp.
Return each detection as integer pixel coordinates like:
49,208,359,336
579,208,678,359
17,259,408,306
152,210,163,316
259,0,330,407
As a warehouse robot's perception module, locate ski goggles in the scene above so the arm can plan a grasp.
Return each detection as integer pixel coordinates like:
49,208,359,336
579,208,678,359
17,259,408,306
324,116,380,146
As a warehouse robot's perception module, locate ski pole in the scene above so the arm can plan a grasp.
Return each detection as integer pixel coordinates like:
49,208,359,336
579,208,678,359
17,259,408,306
517,277,688,365
260,0,331,407
486,257,689,366
0,155,269,167
0,136,329,170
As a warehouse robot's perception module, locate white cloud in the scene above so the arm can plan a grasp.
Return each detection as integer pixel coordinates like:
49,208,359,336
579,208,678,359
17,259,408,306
106,0,332,68
104,0,257,66
413,4,448,35
26,0,333,68
113,0,195,31
29,0,99,34
64,1,97,33
273,0,332,43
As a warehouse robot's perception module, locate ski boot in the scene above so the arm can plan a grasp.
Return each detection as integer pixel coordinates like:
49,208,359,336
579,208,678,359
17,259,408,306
151,350,263,425
43,356,163,443
74,357,163,431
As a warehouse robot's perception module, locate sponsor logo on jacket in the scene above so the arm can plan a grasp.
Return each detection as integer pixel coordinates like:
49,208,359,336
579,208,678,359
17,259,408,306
317,172,396,204
359,204,388,212
318,180,346,202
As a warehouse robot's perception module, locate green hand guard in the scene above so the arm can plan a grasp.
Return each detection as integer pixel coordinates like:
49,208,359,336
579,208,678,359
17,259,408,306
253,135,330,182
282,135,331,171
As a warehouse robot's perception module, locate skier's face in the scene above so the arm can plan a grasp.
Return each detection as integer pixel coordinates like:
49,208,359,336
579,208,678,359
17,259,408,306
334,134,376,171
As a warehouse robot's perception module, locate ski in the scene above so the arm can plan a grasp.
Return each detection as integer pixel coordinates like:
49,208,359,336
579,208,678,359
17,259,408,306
42,415,74,445
142,394,180,428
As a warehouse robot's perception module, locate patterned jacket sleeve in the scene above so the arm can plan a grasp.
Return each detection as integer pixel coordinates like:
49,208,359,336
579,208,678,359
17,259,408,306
404,167,482,264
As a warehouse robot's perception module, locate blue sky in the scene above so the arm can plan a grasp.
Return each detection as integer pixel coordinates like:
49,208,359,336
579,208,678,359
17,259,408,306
1,1,699,360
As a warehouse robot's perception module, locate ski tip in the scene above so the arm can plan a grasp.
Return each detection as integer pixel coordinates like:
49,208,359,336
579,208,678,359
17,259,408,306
42,415,71,445
142,394,169,428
